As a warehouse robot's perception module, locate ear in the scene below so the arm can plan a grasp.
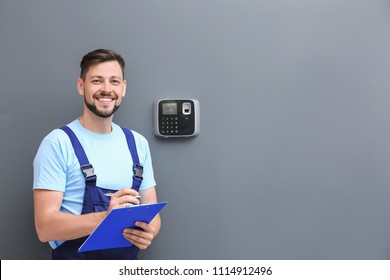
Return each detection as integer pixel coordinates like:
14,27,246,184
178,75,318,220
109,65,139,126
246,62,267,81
122,79,127,97
77,78,84,96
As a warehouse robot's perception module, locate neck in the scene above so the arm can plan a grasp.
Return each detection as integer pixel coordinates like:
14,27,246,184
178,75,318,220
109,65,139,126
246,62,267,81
79,113,113,134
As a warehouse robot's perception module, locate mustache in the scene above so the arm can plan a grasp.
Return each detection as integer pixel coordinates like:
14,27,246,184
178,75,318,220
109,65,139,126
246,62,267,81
94,92,116,98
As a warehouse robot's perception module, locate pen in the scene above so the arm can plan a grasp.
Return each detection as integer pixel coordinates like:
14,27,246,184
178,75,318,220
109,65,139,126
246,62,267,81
104,193,141,199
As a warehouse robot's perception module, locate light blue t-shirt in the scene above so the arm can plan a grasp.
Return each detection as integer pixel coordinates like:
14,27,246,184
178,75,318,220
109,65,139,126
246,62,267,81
33,119,156,249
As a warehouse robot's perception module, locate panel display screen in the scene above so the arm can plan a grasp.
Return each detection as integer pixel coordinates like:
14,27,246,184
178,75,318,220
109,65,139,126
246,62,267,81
162,102,178,115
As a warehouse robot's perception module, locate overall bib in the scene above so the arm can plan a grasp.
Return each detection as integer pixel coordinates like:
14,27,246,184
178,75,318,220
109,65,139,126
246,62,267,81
52,126,143,260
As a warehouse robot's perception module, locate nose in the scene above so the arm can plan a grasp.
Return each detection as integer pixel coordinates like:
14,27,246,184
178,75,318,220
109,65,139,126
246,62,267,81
101,80,112,93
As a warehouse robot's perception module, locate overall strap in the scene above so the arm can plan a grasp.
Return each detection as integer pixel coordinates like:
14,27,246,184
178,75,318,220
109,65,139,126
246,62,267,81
60,126,97,185
121,127,143,191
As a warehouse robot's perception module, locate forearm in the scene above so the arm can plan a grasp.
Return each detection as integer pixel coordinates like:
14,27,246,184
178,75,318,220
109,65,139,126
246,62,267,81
139,187,161,237
35,210,107,242
150,214,161,238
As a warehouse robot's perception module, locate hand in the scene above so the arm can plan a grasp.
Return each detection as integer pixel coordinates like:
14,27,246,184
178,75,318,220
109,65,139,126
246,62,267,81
122,221,157,250
107,188,140,212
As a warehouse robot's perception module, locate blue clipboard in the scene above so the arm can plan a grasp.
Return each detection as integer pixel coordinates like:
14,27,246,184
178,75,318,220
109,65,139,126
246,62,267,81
78,201,168,253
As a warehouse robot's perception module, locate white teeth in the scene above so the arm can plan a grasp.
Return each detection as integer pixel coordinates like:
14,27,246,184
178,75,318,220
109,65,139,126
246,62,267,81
99,98,112,102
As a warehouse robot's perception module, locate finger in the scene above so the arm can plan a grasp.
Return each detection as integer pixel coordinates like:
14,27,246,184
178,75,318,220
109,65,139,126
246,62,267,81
133,221,149,230
121,194,140,205
123,231,153,250
124,226,155,242
125,237,150,250
112,188,139,198
111,194,140,206
124,227,147,238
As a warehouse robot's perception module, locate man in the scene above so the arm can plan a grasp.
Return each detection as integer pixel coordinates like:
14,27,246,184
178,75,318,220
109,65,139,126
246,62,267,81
33,49,160,259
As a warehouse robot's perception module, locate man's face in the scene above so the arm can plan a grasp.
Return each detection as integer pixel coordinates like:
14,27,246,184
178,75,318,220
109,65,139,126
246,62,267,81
77,61,126,118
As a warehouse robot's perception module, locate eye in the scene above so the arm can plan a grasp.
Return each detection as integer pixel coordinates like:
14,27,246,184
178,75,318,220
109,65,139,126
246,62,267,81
111,79,121,85
92,79,101,84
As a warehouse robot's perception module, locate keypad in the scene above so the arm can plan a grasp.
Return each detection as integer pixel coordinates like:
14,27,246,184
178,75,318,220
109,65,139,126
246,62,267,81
160,117,179,135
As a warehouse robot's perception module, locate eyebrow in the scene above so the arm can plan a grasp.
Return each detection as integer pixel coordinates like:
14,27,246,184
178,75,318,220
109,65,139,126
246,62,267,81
89,75,123,80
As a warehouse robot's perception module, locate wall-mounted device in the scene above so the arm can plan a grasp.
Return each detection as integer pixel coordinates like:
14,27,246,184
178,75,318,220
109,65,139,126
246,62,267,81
154,98,200,138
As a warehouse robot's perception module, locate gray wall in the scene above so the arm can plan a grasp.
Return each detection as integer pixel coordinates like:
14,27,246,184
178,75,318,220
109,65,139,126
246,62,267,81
1,0,390,259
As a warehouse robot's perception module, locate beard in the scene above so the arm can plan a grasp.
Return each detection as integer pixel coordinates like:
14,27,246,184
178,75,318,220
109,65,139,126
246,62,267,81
84,95,120,118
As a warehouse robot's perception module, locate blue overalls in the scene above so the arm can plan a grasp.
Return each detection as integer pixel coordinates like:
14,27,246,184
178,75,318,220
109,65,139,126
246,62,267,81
52,126,143,260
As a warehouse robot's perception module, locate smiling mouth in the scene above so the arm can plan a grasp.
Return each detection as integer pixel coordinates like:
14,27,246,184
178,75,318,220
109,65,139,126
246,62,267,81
95,94,116,102
97,97,114,102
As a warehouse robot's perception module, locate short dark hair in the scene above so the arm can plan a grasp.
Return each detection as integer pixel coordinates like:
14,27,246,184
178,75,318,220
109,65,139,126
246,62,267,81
80,49,125,80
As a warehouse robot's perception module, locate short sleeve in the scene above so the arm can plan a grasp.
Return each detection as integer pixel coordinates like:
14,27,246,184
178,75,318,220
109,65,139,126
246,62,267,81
33,134,67,192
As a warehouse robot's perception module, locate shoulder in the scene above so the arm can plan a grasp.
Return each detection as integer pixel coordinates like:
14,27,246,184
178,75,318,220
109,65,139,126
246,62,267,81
37,121,78,155
41,127,70,147
130,129,148,143
34,127,74,170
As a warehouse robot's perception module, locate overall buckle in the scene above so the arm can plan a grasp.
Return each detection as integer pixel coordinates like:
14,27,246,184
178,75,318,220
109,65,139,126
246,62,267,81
133,163,143,179
81,164,96,179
